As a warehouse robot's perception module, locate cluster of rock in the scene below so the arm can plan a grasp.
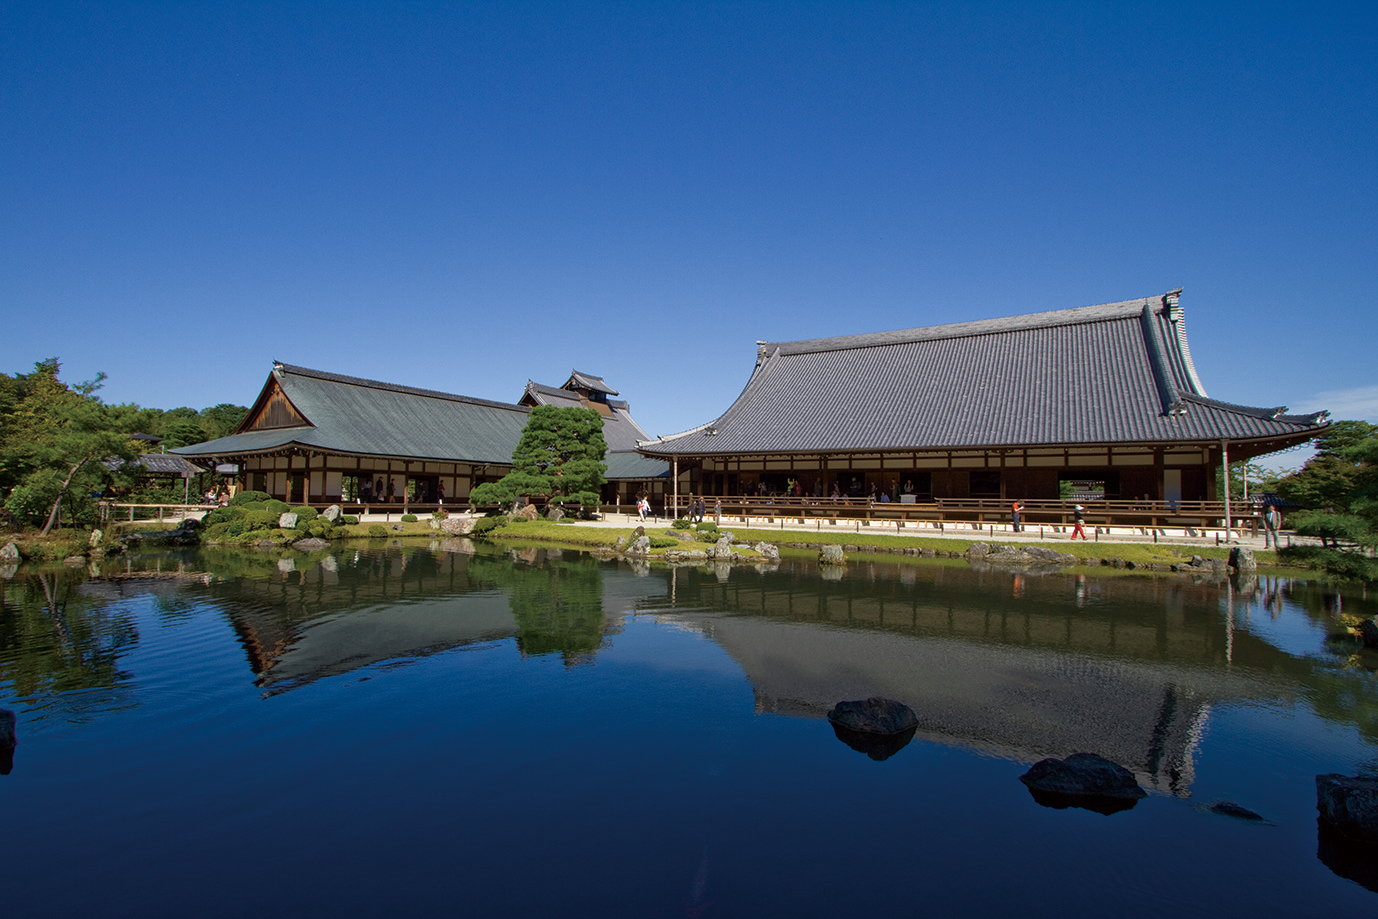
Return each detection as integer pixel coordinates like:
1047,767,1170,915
604,528,782,565
963,542,1077,567
120,517,201,547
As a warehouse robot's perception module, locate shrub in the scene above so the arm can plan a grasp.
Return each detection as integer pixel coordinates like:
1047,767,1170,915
264,499,291,515
672,518,691,530
401,513,418,523
201,506,241,529
291,505,320,522
242,509,278,530
470,516,509,537
649,537,678,548
340,515,359,525
229,490,272,508
368,524,388,537
695,522,719,534
202,521,236,541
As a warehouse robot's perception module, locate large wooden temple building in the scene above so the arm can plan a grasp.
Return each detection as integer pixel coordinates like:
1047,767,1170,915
637,290,1328,505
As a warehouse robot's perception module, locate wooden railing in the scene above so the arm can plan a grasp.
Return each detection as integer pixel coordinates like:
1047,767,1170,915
102,495,1270,539
655,495,1263,538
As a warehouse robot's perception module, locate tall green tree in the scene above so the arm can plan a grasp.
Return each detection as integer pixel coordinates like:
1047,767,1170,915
471,405,608,508
1277,421,1378,581
0,360,140,534
198,403,248,440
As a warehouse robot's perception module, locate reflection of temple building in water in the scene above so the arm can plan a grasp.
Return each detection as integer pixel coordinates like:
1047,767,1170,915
210,546,657,693
641,564,1302,797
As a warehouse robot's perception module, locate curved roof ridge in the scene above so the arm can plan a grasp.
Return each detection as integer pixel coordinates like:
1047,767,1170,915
275,362,526,413
765,296,1154,356
1178,393,1328,427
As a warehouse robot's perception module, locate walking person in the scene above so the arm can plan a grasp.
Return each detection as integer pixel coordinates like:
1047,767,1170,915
1263,503,1281,548
1071,504,1087,540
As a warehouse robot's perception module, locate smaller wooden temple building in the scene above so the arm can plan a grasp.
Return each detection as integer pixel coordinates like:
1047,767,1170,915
173,364,668,506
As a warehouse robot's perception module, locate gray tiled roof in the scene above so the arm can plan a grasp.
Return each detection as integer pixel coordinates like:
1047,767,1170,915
642,292,1327,456
175,364,531,464
566,369,618,396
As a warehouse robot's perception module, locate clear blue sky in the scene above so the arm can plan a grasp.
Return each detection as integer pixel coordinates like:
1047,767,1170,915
3,1,1374,471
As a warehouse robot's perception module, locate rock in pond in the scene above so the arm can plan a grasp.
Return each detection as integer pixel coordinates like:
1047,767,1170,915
827,697,919,735
819,544,846,565
1206,800,1266,821
827,697,918,761
1020,752,1147,814
0,707,16,776
1316,773,1378,844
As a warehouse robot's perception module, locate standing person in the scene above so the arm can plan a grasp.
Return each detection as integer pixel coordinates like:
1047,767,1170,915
695,495,706,522
387,478,396,503
1011,500,1023,533
1071,504,1087,540
437,479,444,506
360,477,372,503
637,495,649,522
1263,503,1281,548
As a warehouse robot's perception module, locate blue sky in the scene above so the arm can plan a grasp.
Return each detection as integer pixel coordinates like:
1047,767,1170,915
3,1,1374,471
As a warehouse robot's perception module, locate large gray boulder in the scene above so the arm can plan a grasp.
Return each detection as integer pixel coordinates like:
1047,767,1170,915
1229,546,1257,574
546,506,564,522
819,544,846,565
964,542,992,560
627,535,651,556
440,516,475,536
1020,752,1147,813
278,512,298,529
1316,773,1378,843
753,541,781,560
0,542,19,561
709,536,735,559
322,504,342,523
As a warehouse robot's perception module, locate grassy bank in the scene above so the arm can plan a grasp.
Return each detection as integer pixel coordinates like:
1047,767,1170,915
481,519,1268,568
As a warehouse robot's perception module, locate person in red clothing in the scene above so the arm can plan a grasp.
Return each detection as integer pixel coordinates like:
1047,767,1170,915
1071,504,1087,540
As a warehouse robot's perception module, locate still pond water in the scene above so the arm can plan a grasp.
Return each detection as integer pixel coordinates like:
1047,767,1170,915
3,540,1378,917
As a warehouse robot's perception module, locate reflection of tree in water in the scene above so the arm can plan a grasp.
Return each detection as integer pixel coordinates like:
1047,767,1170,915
1250,577,1378,744
467,549,607,665
0,568,138,720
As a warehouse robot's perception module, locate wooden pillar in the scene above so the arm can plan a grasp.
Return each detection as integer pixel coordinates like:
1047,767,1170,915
1221,439,1232,542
